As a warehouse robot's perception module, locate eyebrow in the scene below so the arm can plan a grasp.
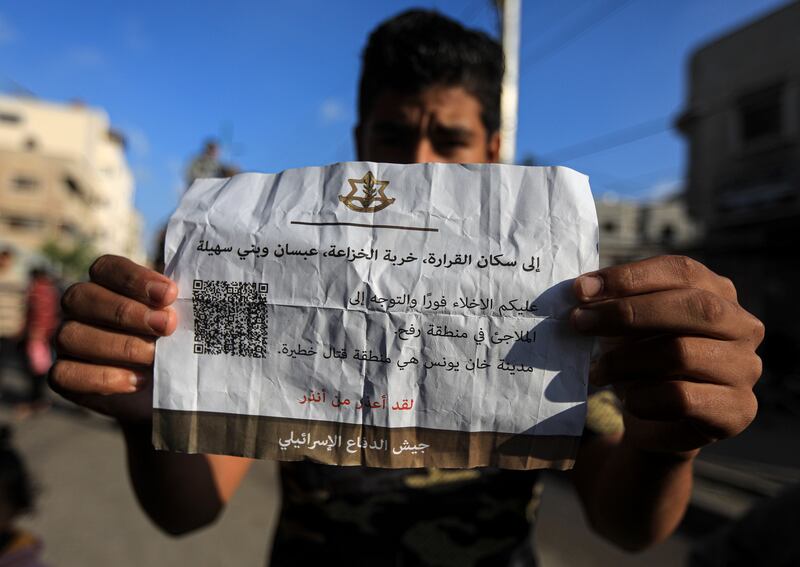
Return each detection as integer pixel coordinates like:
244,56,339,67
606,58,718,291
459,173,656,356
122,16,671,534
372,120,476,140
431,124,475,141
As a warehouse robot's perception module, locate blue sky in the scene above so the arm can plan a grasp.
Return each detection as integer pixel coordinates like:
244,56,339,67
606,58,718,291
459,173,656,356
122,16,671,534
0,0,790,254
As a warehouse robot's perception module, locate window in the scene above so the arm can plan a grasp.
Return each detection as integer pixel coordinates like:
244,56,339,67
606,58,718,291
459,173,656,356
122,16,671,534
660,225,675,246
64,176,80,194
60,222,80,237
602,221,617,233
10,175,39,190
2,215,44,231
0,112,21,124
738,85,784,145
63,176,87,200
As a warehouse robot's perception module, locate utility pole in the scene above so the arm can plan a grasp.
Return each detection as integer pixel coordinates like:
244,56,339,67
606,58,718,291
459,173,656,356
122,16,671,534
498,0,521,164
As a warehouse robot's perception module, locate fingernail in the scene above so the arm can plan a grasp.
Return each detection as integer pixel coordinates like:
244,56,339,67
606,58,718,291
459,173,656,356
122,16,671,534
147,310,169,333
573,308,599,331
578,275,603,299
129,372,147,390
147,281,170,303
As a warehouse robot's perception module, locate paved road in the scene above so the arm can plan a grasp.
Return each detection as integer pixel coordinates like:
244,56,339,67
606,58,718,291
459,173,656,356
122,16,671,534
6,404,281,567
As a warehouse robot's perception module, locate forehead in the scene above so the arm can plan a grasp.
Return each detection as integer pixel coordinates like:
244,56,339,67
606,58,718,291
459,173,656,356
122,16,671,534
365,86,485,127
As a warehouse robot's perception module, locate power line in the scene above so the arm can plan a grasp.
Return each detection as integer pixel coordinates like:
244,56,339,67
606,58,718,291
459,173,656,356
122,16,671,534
585,165,684,195
538,116,671,163
525,1,593,44
2,77,36,98
521,0,636,70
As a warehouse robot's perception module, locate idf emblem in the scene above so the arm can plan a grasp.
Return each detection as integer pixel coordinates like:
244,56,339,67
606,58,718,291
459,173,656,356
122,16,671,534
339,172,395,213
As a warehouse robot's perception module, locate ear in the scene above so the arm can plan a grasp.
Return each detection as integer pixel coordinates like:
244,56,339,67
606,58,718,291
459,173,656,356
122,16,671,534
486,131,501,163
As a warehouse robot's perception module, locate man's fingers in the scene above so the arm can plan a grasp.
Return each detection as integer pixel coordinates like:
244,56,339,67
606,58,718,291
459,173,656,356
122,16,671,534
591,336,763,388
571,288,761,341
48,366,154,423
62,282,176,336
620,380,758,440
574,255,737,303
56,321,156,366
50,359,148,396
89,254,177,307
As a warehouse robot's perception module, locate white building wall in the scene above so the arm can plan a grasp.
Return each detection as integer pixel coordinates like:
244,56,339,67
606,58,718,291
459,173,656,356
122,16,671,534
0,95,144,262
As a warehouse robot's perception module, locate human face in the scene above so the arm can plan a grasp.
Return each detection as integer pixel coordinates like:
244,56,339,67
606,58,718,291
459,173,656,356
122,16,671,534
356,85,500,164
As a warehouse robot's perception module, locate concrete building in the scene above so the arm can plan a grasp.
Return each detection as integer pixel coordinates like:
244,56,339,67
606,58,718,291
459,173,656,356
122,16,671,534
0,95,143,262
596,194,697,268
677,1,800,378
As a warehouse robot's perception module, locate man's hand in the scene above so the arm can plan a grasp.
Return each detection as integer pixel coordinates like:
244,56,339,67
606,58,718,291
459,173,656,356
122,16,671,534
50,255,178,424
572,255,764,454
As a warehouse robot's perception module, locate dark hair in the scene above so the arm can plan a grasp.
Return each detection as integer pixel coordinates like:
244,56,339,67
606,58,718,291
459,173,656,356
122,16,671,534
0,426,34,517
358,9,504,135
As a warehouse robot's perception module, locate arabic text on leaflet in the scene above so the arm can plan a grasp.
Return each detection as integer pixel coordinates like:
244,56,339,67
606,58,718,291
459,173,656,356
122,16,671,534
154,162,598,470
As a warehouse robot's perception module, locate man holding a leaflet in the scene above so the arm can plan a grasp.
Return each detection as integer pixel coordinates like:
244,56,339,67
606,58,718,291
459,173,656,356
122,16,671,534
49,10,764,566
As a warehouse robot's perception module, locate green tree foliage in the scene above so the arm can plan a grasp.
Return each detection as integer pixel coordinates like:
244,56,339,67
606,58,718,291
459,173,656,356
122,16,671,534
41,238,98,282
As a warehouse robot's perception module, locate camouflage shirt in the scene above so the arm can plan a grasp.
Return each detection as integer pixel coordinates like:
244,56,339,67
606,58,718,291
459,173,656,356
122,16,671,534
269,391,623,567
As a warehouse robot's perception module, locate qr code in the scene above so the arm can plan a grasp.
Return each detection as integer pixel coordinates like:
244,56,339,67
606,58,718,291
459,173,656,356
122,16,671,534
192,280,269,358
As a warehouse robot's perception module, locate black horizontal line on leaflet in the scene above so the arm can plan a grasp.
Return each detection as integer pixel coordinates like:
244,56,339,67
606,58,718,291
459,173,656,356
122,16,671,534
290,221,438,232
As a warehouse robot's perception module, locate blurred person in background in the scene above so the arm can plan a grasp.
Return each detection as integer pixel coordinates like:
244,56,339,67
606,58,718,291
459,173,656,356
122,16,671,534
48,10,764,566
0,426,48,567
15,269,59,420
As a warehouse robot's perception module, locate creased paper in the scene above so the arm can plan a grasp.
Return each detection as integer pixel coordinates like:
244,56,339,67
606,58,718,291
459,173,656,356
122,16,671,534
153,162,598,470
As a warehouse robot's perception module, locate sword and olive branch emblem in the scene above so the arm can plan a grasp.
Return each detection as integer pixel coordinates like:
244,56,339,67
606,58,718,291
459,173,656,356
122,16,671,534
339,172,395,213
